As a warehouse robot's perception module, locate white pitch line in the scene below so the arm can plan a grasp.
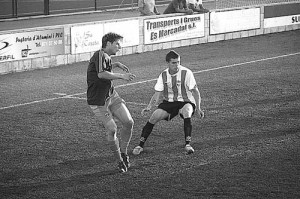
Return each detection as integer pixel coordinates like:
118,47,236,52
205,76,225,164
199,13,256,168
126,102,148,106
53,93,67,96
193,52,300,74
64,96,85,100
0,97,66,110
66,78,157,97
0,52,299,111
65,96,148,106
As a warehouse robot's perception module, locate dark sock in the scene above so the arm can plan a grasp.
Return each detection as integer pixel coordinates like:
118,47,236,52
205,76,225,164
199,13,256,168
139,121,154,148
184,118,192,145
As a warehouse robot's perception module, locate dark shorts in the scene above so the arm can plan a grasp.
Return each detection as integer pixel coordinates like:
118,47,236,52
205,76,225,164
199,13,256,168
158,100,196,121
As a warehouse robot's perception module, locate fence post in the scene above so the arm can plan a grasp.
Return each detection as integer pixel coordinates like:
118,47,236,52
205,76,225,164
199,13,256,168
132,0,137,11
132,0,134,10
13,0,18,17
44,0,49,15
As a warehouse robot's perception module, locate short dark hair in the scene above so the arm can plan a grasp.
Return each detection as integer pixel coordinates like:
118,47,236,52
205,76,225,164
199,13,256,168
166,50,180,62
102,32,123,48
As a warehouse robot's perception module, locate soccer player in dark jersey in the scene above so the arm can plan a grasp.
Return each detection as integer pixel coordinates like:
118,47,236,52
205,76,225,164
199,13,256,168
87,32,136,173
133,50,204,155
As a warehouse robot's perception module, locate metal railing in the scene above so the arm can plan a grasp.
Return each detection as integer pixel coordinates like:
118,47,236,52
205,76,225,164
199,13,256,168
215,0,300,9
1,0,300,19
0,0,171,19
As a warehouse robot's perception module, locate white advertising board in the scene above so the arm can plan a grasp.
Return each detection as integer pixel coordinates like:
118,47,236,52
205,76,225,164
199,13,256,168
144,14,205,44
71,20,139,54
103,19,139,47
0,28,64,62
264,15,300,28
210,8,261,34
71,24,104,54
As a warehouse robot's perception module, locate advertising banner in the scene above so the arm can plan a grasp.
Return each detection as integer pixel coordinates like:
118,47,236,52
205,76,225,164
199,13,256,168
71,24,104,54
210,8,260,34
264,3,300,28
264,15,300,28
104,19,139,47
0,28,64,62
71,19,139,54
144,14,205,44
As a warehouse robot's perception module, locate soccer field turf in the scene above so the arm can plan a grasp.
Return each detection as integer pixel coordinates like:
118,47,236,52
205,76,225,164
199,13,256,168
1,30,300,198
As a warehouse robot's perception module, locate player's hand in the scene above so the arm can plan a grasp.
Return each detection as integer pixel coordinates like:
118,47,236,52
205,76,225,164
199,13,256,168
122,73,136,81
141,107,151,116
196,108,204,119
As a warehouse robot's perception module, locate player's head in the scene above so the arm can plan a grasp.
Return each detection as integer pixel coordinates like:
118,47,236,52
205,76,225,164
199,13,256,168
166,50,180,63
102,32,123,55
166,50,180,73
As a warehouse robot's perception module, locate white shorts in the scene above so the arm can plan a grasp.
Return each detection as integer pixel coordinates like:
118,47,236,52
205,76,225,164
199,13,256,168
89,90,125,124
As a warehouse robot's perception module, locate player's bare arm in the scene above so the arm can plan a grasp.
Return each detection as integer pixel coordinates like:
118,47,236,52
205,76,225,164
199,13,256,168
98,71,135,81
112,62,130,73
141,91,162,116
175,8,193,14
191,86,204,118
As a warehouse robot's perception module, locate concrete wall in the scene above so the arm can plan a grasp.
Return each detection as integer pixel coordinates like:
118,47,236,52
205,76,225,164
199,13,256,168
0,4,299,75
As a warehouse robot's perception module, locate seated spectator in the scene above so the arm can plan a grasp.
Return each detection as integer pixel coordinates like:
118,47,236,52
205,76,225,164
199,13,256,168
163,0,194,15
138,0,160,16
186,0,209,13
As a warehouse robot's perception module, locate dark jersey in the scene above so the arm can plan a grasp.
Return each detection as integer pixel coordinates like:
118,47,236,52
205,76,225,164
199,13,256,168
163,0,187,14
87,50,114,106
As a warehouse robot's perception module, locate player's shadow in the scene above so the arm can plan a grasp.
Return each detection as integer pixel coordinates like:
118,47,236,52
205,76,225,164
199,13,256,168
1,156,125,197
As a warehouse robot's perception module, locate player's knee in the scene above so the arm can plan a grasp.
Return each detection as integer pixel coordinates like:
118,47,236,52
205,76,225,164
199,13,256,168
149,109,168,123
149,117,160,124
106,130,117,141
181,106,193,118
123,118,134,129
181,107,192,118
182,112,192,118
104,119,117,135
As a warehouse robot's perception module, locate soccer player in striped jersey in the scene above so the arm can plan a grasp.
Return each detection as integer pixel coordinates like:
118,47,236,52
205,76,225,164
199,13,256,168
87,32,136,173
133,50,204,155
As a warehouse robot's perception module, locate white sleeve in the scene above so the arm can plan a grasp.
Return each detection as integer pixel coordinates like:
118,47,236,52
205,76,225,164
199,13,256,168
154,73,164,92
186,70,197,90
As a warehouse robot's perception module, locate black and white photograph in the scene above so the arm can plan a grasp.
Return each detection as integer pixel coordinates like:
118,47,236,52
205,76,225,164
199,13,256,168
1,0,300,198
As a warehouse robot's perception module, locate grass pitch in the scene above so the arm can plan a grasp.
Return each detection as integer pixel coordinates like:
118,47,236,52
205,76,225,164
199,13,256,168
0,30,300,199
